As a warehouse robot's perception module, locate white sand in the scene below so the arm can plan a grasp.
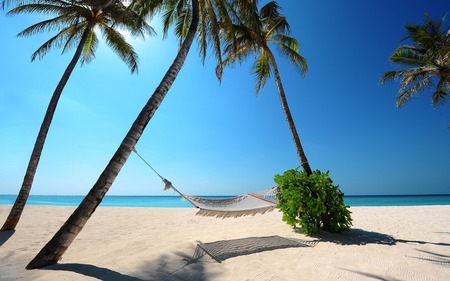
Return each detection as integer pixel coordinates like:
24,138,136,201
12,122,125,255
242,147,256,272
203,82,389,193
1,205,449,280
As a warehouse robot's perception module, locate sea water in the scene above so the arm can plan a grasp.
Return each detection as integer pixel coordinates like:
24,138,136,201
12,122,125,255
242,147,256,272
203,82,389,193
1,194,450,207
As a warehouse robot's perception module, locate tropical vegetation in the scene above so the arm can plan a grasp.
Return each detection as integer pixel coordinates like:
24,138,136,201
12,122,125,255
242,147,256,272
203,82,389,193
275,169,352,236
380,14,449,108
0,0,154,231
26,0,256,269
220,1,312,174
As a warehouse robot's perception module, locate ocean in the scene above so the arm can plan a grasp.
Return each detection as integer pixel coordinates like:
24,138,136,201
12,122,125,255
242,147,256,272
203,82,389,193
1,194,450,207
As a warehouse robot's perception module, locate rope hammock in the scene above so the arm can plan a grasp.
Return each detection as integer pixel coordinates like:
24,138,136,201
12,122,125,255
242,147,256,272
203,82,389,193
132,148,278,218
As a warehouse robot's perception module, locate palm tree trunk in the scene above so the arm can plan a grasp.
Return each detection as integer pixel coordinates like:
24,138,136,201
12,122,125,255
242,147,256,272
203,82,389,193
1,25,94,232
26,0,200,269
266,48,312,175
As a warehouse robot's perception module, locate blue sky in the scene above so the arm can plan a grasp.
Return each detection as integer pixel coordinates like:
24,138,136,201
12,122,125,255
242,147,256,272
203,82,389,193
0,0,449,196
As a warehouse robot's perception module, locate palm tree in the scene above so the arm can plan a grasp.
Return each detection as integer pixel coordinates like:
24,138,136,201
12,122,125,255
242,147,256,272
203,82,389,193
0,0,154,232
380,14,449,108
26,0,254,269
220,1,312,175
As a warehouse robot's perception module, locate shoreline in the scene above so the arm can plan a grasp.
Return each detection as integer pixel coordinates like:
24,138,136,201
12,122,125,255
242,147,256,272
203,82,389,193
2,194,450,208
1,205,450,280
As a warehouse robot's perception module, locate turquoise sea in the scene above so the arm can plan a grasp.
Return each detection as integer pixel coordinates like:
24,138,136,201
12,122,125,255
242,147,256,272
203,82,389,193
1,194,450,207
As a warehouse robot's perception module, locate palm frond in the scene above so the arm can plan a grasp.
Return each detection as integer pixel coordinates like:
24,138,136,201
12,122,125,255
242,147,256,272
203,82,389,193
60,23,85,55
14,14,73,37
380,67,433,84
431,77,450,106
7,2,71,16
100,23,139,73
197,6,208,63
259,1,280,20
253,50,271,94
110,4,156,38
126,0,162,25
398,68,434,92
272,34,307,76
81,28,98,65
388,46,428,67
203,0,225,79
161,0,185,39
29,21,84,61
396,76,433,107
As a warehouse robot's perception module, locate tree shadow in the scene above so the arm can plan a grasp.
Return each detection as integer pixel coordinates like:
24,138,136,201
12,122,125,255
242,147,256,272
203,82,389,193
42,250,216,281
338,248,450,280
0,230,15,247
410,249,450,265
316,228,450,247
43,263,145,281
396,239,450,247
316,228,397,246
338,268,403,281
138,251,218,281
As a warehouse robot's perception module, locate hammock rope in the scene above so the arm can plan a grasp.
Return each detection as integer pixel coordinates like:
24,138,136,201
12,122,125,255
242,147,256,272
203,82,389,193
132,147,278,218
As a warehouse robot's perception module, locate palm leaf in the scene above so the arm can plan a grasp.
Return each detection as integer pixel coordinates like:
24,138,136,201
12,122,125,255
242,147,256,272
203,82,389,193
272,34,307,76
396,76,433,107
253,50,271,94
100,24,139,73
29,21,83,60
60,22,85,55
389,47,428,66
81,28,98,65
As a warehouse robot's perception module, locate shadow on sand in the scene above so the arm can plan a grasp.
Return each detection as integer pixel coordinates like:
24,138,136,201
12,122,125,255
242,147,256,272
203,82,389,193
0,230,15,247
40,236,317,280
189,235,317,263
338,248,450,281
323,230,450,281
44,263,145,281
317,228,450,247
36,230,450,280
316,228,396,246
43,251,215,281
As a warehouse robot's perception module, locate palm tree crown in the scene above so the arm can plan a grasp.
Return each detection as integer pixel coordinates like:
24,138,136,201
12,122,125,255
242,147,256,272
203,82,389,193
380,14,449,107
221,1,307,91
131,0,255,76
220,1,311,174
5,0,155,72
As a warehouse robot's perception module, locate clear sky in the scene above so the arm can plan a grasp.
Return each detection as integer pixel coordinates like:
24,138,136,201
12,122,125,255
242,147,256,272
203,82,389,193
0,0,449,196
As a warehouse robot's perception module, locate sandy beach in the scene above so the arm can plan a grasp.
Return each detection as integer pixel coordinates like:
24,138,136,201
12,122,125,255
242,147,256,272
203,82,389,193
0,205,449,280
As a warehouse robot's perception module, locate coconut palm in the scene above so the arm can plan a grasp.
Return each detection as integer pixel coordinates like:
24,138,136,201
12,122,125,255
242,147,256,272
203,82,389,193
26,0,254,269
0,0,154,232
220,1,312,175
380,14,449,108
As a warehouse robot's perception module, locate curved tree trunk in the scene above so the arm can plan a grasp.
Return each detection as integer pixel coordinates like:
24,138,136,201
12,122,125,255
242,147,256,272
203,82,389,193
26,0,200,269
1,25,94,232
266,48,312,175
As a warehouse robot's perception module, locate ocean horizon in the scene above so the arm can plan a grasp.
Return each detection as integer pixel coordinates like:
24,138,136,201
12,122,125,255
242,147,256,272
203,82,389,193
1,194,450,207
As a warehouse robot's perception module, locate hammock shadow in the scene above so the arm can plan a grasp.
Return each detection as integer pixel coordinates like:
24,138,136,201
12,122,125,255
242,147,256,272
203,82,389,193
188,235,318,263
0,230,15,247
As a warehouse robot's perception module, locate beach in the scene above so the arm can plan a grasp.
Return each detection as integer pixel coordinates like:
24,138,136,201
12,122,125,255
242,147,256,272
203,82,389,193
0,205,449,280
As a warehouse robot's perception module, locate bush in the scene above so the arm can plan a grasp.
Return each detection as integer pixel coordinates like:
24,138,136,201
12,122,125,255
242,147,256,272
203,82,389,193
275,169,352,236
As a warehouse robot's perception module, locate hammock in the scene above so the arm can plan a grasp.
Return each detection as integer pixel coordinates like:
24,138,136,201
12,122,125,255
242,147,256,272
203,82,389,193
164,178,278,218
133,148,278,218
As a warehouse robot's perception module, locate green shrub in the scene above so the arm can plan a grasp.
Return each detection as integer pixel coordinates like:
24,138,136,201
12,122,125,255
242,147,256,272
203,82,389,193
275,169,352,236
